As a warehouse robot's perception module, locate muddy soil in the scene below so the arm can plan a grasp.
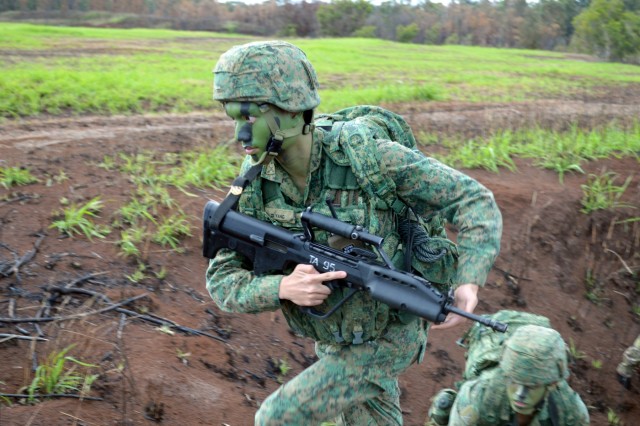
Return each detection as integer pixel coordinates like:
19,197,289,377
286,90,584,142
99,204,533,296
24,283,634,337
1,96,639,426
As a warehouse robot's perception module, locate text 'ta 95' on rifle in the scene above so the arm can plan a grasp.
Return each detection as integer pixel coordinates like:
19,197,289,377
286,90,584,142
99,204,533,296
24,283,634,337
203,200,507,333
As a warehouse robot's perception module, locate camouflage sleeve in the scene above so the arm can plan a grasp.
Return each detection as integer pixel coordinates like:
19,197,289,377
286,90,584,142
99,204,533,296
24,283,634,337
204,156,283,314
377,141,502,286
448,380,482,426
206,248,282,313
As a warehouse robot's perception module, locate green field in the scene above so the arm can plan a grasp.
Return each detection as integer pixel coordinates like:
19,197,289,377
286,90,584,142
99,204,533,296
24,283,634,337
2,22,640,118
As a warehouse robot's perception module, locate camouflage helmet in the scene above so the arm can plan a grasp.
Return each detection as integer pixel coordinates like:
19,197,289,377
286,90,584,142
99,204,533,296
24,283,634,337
213,41,320,112
501,325,569,386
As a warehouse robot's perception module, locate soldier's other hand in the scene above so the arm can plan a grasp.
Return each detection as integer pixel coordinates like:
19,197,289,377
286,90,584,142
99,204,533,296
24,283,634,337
278,264,346,306
431,283,479,331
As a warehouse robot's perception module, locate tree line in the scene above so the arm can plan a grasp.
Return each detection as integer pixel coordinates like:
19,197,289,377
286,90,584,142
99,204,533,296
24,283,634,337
1,0,639,63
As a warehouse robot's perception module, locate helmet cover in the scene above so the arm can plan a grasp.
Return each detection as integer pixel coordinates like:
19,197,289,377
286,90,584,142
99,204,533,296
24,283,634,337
213,40,320,112
501,325,569,386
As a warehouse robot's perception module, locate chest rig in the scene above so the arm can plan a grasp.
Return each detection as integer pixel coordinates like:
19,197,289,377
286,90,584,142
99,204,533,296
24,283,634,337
236,106,458,345
239,126,402,345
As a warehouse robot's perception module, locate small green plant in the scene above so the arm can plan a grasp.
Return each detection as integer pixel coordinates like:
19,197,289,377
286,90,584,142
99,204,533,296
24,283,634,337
45,170,69,186
591,359,603,369
23,345,97,402
125,262,147,283
176,349,191,365
584,269,602,304
117,198,157,225
152,213,192,250
117,225,149,259
607,408,622,425
0,381,11,406
538,154,584,184
156,324,175,335
275,358,292,384
0,166,39,188
568,338,587,361
97,155,116,171
154,266,168,280
50,196,110,240
580,172,634,214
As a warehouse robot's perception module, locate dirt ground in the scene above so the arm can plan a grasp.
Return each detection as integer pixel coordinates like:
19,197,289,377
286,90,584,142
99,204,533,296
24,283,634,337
1,92,640,426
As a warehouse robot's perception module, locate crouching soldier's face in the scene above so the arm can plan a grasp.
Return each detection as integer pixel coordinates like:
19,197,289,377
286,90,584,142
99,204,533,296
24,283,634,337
506,379,548,415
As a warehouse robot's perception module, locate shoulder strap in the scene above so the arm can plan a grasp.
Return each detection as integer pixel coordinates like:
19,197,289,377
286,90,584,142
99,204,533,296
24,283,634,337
208,155,275,229
327,119,408,216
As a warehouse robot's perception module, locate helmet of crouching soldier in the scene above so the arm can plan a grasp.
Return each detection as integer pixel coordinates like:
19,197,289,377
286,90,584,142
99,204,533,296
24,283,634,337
501,325,569,386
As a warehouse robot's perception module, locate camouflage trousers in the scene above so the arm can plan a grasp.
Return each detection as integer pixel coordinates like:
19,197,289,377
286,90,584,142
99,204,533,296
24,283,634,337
255,318,427,426
616,334,640,379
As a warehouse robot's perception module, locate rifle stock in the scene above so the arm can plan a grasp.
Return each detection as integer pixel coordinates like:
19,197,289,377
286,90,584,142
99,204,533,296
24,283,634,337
203,200,507,333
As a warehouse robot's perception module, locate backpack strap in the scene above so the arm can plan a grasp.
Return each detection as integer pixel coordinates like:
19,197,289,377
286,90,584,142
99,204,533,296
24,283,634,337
327,119,408,216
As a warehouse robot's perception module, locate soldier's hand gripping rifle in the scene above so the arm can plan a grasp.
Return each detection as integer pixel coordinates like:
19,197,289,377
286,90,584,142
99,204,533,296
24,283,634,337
203,200,507,333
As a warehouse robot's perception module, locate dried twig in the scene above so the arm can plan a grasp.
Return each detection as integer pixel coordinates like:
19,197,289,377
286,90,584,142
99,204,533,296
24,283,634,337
0,334,47,343
47,286,228,343
0,233,45,284
605,248,634,275
0,393,103,401
114,307,227,343
0,294,148,323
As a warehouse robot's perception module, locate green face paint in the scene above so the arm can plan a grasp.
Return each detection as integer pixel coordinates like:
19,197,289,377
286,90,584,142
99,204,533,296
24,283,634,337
224,102,305,160
224,102,272,160
506,380,548,415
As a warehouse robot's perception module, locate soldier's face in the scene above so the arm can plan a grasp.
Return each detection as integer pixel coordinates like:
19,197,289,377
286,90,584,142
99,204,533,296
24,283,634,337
506,380,548,415
224,102,272,160
224,102,303,160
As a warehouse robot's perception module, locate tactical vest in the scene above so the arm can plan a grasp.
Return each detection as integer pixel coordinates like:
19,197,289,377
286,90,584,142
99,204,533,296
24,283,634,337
239,106,458,345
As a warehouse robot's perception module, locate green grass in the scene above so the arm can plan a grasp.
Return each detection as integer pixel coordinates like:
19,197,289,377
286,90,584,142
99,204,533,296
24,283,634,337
2,23,640,117
0,166,39,188
433,122,640,181
23,345,97,403
104,146,241,259
580,172,634,214
49,196,111,240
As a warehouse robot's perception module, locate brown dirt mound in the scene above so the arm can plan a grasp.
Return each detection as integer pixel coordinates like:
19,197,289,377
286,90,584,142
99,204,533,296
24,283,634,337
1,102,639,425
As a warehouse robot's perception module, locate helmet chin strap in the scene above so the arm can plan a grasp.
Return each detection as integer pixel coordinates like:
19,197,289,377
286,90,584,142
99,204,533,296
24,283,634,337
254,105,309,165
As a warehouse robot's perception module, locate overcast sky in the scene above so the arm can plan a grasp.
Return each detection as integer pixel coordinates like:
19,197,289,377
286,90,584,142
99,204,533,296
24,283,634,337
218,1,450,5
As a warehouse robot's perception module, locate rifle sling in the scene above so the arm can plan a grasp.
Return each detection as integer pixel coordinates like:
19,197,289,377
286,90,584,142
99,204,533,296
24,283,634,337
209,156,273,230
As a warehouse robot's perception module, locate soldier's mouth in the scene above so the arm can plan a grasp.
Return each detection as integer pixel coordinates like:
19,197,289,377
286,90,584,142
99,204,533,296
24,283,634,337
243,145,257,155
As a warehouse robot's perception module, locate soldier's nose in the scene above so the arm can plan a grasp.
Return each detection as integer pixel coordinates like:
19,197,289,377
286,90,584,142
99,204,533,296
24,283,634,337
237,123,252,142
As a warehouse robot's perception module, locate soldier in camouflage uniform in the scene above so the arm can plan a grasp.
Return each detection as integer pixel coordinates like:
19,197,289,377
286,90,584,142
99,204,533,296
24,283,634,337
429,325,589,426
206,40,502,425
616,333,640,389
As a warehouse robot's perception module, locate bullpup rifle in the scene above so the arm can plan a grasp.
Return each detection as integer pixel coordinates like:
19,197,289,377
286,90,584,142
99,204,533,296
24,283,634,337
203,200,507,333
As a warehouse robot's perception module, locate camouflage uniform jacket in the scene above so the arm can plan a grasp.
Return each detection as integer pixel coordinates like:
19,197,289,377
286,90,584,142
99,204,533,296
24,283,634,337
206,126,502,344
449,367,590,426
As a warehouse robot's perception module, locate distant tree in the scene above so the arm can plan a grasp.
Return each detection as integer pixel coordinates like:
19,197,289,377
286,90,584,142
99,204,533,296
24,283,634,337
396,22,419,42
573,0,640,62
352,25,377,38
0,0,19,12
317,0,373,37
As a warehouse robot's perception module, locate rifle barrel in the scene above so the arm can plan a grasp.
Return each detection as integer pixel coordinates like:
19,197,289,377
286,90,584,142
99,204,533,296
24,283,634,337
446,306,508,333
